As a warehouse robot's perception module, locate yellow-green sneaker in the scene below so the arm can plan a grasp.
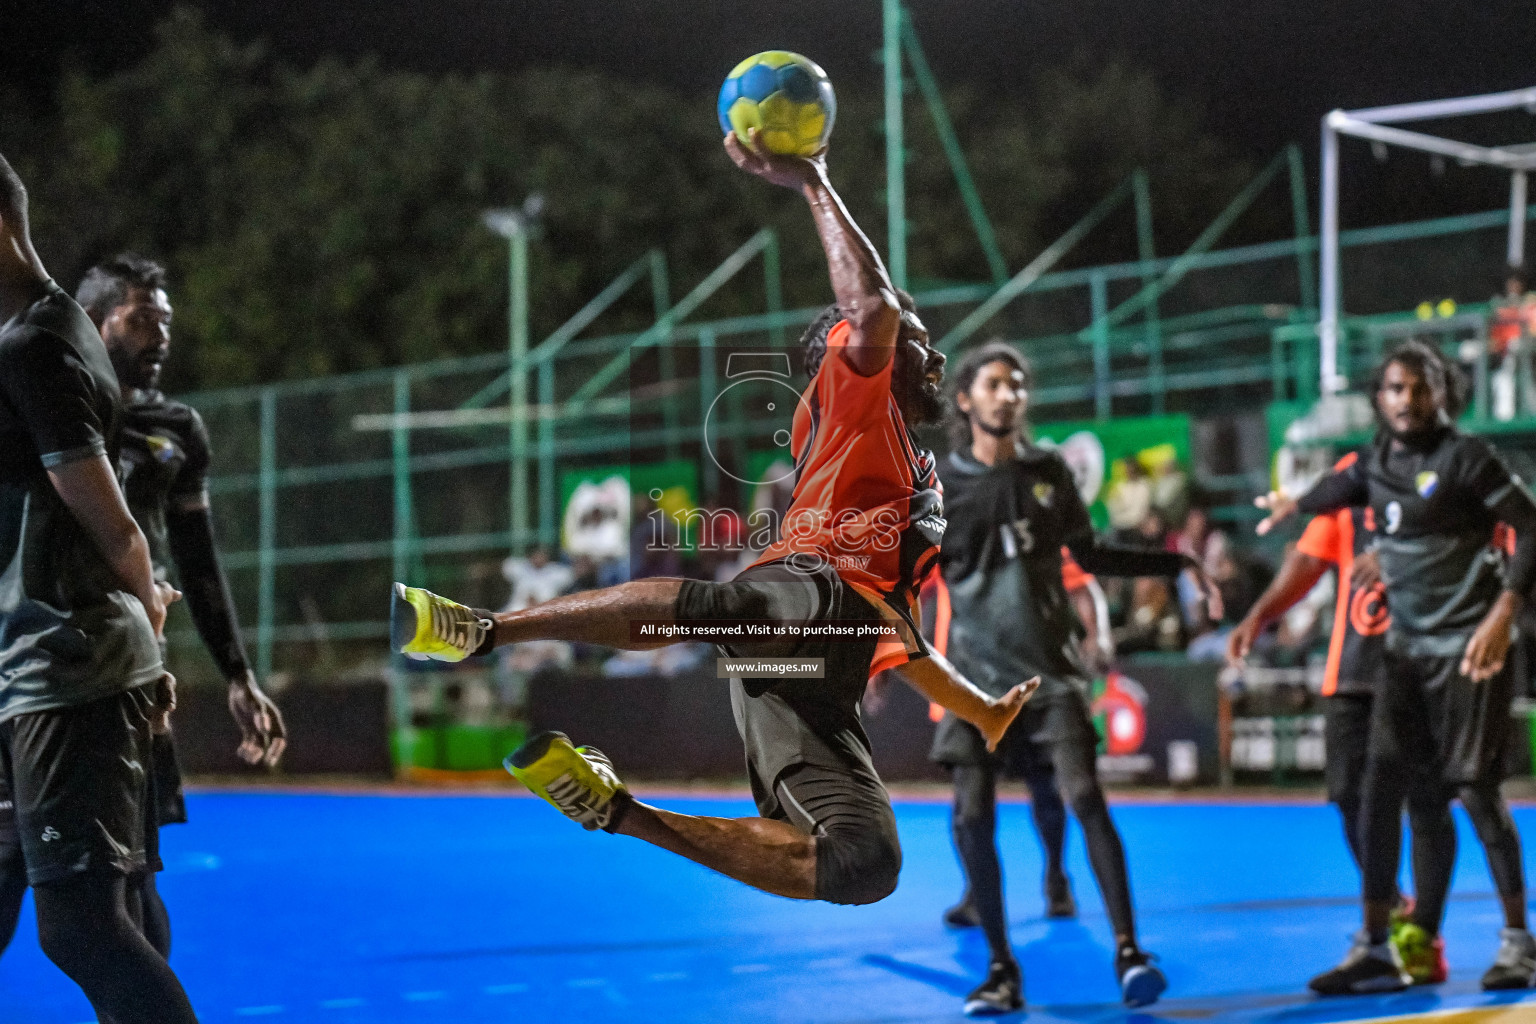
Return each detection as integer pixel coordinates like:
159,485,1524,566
1392,920,1448,985
504,730,628,832
391,582,492,662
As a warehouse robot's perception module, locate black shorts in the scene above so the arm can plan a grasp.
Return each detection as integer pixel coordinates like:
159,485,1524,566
1324,692,1373,807
677,555,910,790
929,684,1098,779
1374,649,1514,786
152,731,188,827
0,685,160,886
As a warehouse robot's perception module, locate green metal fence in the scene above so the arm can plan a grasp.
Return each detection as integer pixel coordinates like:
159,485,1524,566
150,3,1536,689
163,200,1535,688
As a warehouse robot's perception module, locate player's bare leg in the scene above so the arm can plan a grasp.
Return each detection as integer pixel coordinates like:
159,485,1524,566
615,804,817,899
394,581,1030,736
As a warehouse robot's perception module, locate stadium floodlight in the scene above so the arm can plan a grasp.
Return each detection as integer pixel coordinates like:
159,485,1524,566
482,194,545,551
1317,86,1536,395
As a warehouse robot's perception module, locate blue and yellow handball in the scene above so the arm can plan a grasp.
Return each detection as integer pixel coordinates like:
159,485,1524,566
717,51,836,157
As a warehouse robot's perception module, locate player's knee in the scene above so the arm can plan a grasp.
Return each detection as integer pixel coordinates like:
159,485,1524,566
950,775,992,828
34,888,103,974
1059,770,1104,817
814,826,902,906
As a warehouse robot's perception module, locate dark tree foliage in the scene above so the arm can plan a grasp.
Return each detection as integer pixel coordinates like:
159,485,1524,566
2,8,1255,392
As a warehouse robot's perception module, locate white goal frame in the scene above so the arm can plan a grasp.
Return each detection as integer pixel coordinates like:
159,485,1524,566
1319,86,1536,395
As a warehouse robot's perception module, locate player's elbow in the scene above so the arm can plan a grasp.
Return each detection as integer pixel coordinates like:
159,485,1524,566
846,292,902,347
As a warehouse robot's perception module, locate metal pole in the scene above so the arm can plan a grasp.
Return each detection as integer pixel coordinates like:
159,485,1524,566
698,329,719,501
883,0,907,290
256,388,276,682
1511,171,1528,269
1319,115,1342,395
1090,272,1111,421
538,360,556,546
901,9,1008,286
386,374,412,774
763,231,784,347
939,176,1136,352
392,370,414,584
1286,143,1319,312
509,231,530,551
1132,169,1163,413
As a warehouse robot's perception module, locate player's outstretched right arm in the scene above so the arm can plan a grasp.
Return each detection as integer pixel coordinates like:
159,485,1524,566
1257,460,1369,535
724,131,900,376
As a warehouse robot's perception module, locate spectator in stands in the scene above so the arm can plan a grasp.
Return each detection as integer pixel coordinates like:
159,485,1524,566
498,545,576,681
1490,268,1536,420
1112,578,1183,654
502,545,575,612
1186,531,1274,660
1136,509,1168,550
1106,457,1154,544
1170,507,1214,626
1147,446,1191,528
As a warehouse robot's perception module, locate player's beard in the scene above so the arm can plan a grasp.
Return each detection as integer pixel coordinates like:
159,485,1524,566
895,352,946,425
972,410,1020,439
1383,407,1445,446
106,336,162,392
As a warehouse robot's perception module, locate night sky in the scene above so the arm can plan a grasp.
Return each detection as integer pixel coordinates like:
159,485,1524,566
8,0,1535,160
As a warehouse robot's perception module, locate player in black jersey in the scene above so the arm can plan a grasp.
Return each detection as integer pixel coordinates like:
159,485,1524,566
73,253,287,955
931,342,1218,1014
0,152,197,1022
1227,492,1457,984
1258,341,1536,993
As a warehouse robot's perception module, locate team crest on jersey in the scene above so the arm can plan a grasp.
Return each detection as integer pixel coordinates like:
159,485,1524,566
1032,482,1054,507
146,435,177,463
1415,471,1438,498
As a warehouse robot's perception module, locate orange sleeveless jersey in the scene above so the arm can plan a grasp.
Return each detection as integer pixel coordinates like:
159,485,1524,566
753,320,943,673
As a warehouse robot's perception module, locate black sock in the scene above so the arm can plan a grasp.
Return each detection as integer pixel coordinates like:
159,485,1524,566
601,789,635,834
471,608,497,656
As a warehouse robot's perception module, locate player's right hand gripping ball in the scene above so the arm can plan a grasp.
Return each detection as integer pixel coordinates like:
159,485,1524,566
717,51,835,157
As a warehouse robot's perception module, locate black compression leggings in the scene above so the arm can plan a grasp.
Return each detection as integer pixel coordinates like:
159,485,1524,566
952,755,1136,962
1363,775,1525,934
0,849,24,956
1334,781,1460,928
952,771,1066,916
33,874,197,1024
1024,770,1069,885
0,863,172,963
133,871,172,958
1460,783,1527,929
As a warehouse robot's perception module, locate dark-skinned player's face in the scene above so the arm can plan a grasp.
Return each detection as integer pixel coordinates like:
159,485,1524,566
893,311,945,425
959,359,1027,438
1376,359,1440,437
101,285,172,392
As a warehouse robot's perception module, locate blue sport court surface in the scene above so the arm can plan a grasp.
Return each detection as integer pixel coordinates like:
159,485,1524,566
6,791,1536,1023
